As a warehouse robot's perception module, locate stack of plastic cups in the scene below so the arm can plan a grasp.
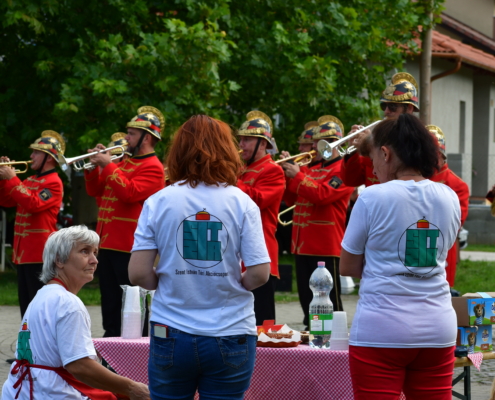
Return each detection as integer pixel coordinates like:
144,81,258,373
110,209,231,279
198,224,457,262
330,311,349,351
121,286,142,339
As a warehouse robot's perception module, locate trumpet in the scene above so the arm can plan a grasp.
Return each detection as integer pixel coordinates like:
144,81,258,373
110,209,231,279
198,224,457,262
275,150,316,166
278,205,295,226
0,160,33,174
60,145,127,171
318,120,382,159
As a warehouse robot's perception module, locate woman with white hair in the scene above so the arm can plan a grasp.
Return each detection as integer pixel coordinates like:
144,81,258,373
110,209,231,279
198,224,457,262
1,225,149,400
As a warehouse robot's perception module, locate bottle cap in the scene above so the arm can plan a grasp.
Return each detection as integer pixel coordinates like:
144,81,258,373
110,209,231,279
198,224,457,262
317,261,325,268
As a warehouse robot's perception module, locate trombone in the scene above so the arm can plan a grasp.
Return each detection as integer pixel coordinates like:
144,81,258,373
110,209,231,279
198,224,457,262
0,160,33,174
275,150,316,166
318,120,382,159
60,145,127,171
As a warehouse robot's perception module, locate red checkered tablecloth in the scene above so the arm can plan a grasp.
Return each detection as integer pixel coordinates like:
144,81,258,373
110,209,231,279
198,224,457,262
93,337,150,384
93,338,405,399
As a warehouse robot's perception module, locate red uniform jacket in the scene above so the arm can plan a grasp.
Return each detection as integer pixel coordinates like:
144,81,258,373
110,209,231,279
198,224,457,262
283,157,354,257
431,163,469,287
237,154,285,278
341,152,379,187
0,170,62,264
85,152,165,252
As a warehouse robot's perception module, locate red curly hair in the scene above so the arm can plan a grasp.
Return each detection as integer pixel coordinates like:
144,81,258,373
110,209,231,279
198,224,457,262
166,115,242,188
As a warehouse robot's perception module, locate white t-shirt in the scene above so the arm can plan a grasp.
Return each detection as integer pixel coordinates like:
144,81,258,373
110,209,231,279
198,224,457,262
1,285,97,399
132,182,270,337
342,179,461,348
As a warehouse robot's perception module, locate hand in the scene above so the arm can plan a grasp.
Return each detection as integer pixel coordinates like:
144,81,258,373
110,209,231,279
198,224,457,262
280,150,291,160
88,144,112,168
281,162,300,179
0,157,16,180
348,125,371,147
128,382,150,400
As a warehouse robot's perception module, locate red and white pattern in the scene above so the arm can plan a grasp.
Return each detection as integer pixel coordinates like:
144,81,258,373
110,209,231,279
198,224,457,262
93,337,150,384
92,338,406,399
467,352,484,371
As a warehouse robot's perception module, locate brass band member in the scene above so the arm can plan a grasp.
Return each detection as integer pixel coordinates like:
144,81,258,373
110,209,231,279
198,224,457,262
428,125,469,288
297,121,319,155
107,132,132,163
0,131,65,317
341,73,419,187
282,116,354,328
84,107,165,337
237,111,285,325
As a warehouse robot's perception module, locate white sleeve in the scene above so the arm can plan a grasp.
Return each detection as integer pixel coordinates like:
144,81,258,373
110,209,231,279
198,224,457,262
240,205,271,267
341,196,370,255
132,199,158,251
56,310,97,366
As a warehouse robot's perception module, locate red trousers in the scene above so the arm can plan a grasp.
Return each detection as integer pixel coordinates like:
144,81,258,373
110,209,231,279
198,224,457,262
349,345,455,400
445,241,457,287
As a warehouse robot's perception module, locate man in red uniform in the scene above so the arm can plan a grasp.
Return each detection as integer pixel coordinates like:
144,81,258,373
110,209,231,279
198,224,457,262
428,125,469,287
281,116,354,328
0,131,65,317
237,111,285,325
85,106,165,337
297,121,319,155
342,72,419,188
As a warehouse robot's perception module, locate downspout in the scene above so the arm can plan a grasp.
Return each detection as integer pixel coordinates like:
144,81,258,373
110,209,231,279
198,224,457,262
431,56,462,82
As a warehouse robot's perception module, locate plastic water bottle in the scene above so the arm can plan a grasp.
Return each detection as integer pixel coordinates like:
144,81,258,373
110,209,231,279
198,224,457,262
309,261,333,349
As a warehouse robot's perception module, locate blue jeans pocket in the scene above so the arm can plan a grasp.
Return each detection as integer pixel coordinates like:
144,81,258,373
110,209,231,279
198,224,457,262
216,335,249,369
151,335,175,371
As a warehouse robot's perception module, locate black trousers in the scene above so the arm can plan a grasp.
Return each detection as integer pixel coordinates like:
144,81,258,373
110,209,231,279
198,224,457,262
252,275,278,326
17,263,44,318
98,249,148,337
294,255,343,328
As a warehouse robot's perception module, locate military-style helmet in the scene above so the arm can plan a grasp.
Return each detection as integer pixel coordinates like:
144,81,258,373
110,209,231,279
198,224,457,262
298,121,319,144
237,111,274,149
29,130,66,164
426,125,446,157
380,72,420,112
107,132,131,156
126,106,165,140
313,116,344,141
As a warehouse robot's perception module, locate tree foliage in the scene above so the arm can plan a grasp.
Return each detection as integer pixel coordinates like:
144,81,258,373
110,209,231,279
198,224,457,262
0,0,444,161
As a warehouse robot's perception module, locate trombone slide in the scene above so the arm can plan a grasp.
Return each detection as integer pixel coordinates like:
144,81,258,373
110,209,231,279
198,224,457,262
278,205,295,226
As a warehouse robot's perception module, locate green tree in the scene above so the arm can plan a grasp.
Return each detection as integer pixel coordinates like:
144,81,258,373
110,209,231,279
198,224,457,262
1,0,443,161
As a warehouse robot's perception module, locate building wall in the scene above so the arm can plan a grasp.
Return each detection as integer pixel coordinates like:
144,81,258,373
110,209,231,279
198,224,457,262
443,0,494,38
405,58,473,190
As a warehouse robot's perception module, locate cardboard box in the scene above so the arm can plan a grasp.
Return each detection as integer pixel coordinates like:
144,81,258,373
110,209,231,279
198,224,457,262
457,326,493,353
452,292,495,326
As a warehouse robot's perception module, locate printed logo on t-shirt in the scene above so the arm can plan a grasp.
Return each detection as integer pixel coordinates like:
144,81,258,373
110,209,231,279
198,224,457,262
397,217,445,277
17,321,34,363
176,209,229,269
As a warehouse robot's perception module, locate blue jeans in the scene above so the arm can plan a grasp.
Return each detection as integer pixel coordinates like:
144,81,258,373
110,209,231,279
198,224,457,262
149,322,257,400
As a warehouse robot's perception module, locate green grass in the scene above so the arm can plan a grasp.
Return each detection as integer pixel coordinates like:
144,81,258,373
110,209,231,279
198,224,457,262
0,269,101,306
464,244,495,252
453,259,495,294
275,254,299,303
1,252,487,305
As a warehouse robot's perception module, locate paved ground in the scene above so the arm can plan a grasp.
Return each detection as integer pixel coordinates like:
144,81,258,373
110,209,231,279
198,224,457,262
461,250,495,262
1,295,493,399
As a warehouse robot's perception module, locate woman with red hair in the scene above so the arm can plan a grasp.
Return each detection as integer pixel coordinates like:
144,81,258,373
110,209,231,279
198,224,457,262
129,115,270,400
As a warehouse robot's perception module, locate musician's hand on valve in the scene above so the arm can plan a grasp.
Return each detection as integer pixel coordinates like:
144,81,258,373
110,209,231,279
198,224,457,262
348,125,371,148
0,157,15,180
280,150,291,159
88,144,111,168
282,161,300,179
